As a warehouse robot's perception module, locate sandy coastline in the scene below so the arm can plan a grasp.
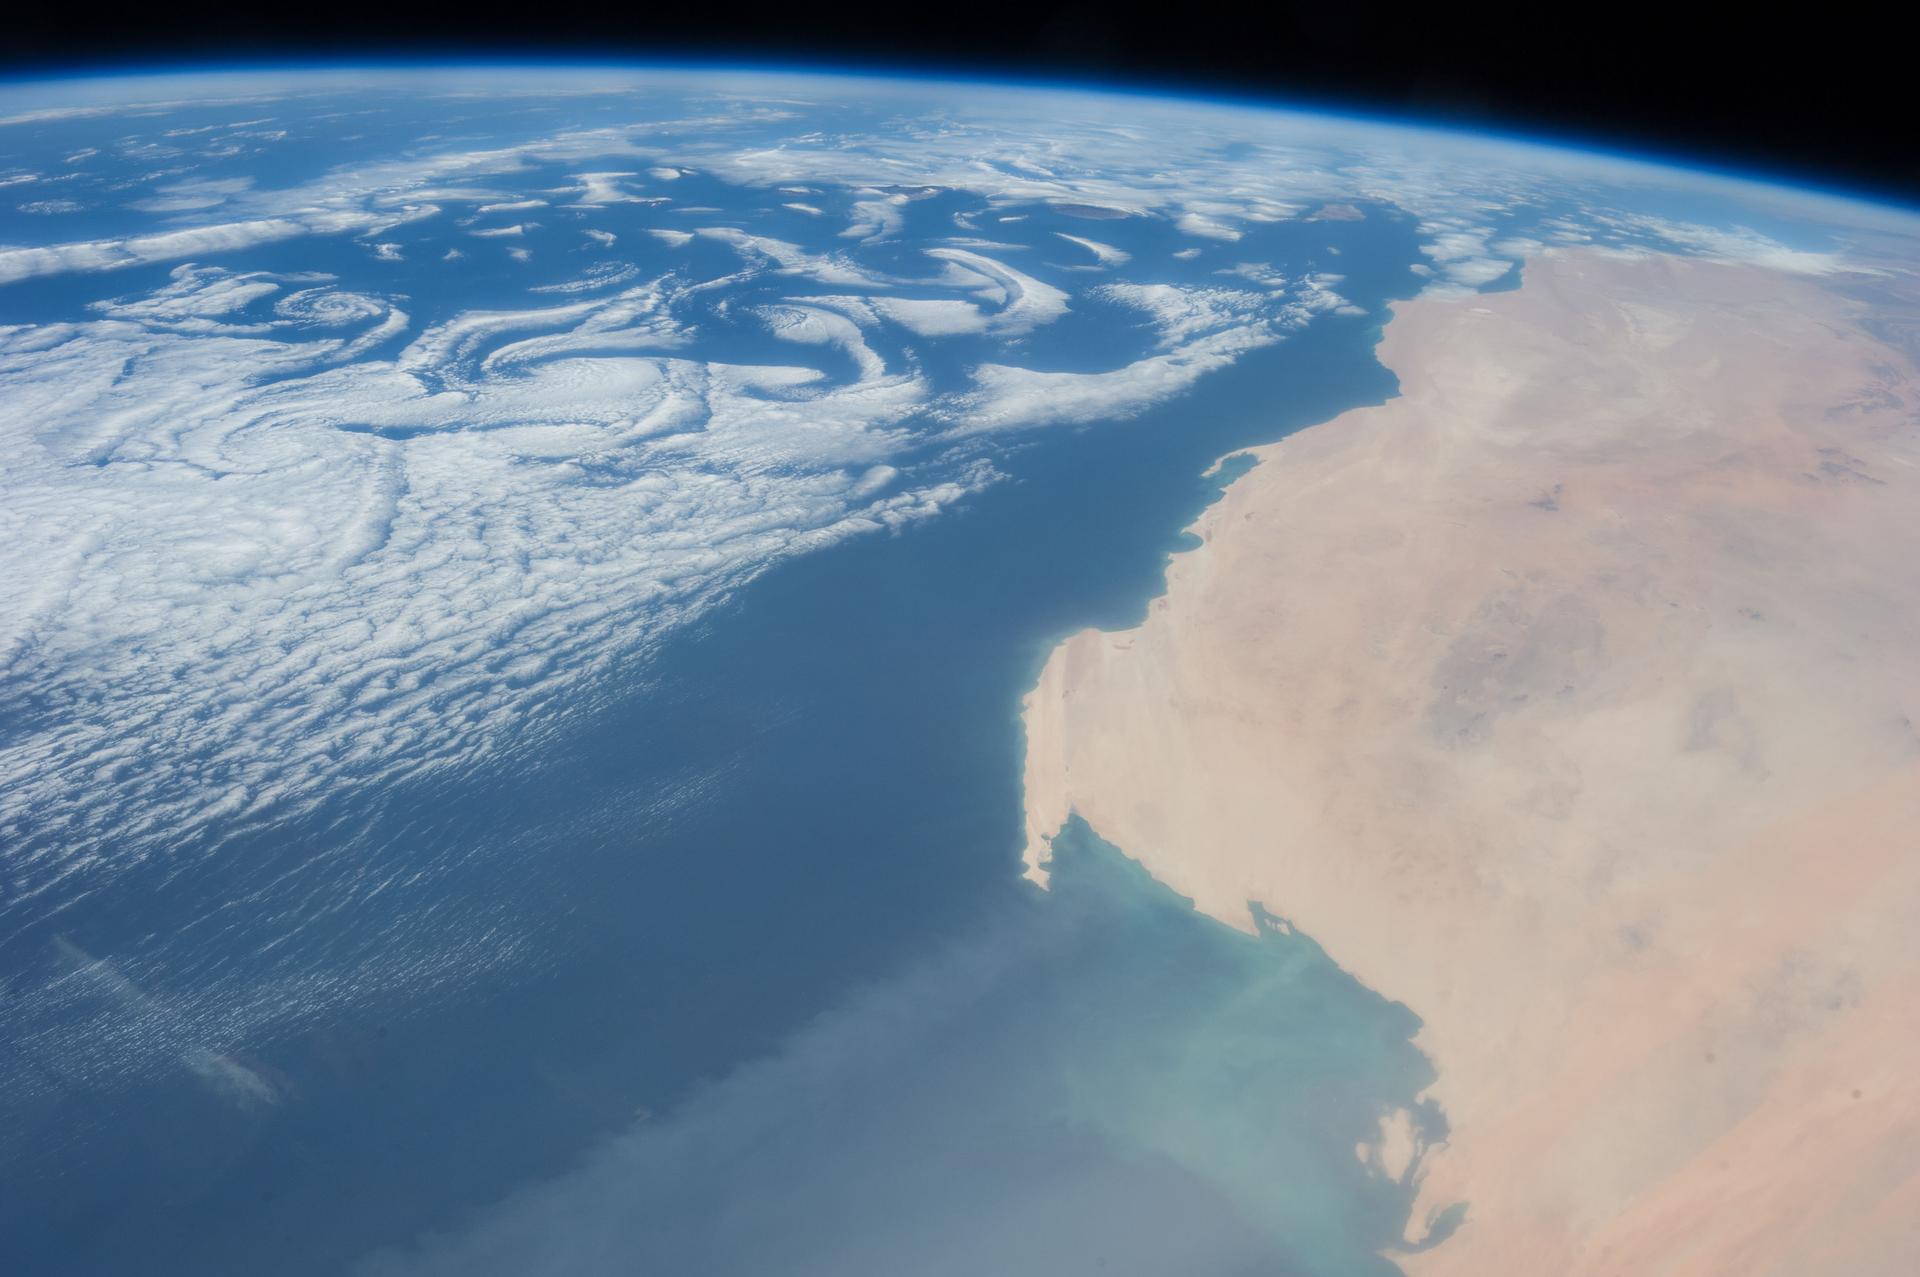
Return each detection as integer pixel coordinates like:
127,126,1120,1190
1021,250,1920,1274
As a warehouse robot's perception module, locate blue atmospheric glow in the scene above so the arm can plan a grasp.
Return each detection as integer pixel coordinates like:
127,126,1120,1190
2,57,1912,216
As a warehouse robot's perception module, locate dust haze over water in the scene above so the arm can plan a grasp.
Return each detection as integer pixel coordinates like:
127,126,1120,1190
330,246,1450,1274
360,823,1447,1277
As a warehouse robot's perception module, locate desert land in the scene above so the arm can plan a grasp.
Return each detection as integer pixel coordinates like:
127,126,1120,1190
1021,249,1920,1275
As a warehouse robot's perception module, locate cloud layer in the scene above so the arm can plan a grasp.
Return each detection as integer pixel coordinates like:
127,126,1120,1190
2,66,1911,1012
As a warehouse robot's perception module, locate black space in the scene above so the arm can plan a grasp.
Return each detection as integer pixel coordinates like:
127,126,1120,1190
3,4,1915,205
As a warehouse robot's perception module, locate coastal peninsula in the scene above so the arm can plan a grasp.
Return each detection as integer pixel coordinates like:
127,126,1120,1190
1021,250,1920,1274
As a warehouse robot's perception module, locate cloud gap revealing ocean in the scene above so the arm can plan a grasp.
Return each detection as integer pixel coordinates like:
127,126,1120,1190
2,68,1911,1276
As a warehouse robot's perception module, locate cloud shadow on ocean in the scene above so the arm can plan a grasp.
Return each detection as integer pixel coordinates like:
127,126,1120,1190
363,821,1445,1277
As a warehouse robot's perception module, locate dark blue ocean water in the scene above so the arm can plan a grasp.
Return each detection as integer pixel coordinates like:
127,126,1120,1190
0,126,1457,1275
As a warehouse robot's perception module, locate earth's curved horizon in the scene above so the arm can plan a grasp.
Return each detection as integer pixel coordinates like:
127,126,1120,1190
8,60,1919,215
2,65,1916,1277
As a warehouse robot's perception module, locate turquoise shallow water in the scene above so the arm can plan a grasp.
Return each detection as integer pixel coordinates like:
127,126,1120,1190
364,820,1448,1277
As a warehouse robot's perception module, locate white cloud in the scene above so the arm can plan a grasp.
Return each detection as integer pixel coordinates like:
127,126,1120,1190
0,203,439,287
697,226,896,289
1609,214,1867,275
1176,211,1242,242
534,263,640,295
128,175,254,212
1053,232,1130,266
1413,220,1520,293
950,324,1280,433
0,175,1361,899
842,194,907,241
1098,282,1266,346
3,67,1905,1029
0,218,306,285
923,247,1069,334
869,297,995,337
759,303,890,382
564,172,672,206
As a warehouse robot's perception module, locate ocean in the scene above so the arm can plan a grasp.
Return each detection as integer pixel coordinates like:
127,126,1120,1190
3,182,1446,1275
